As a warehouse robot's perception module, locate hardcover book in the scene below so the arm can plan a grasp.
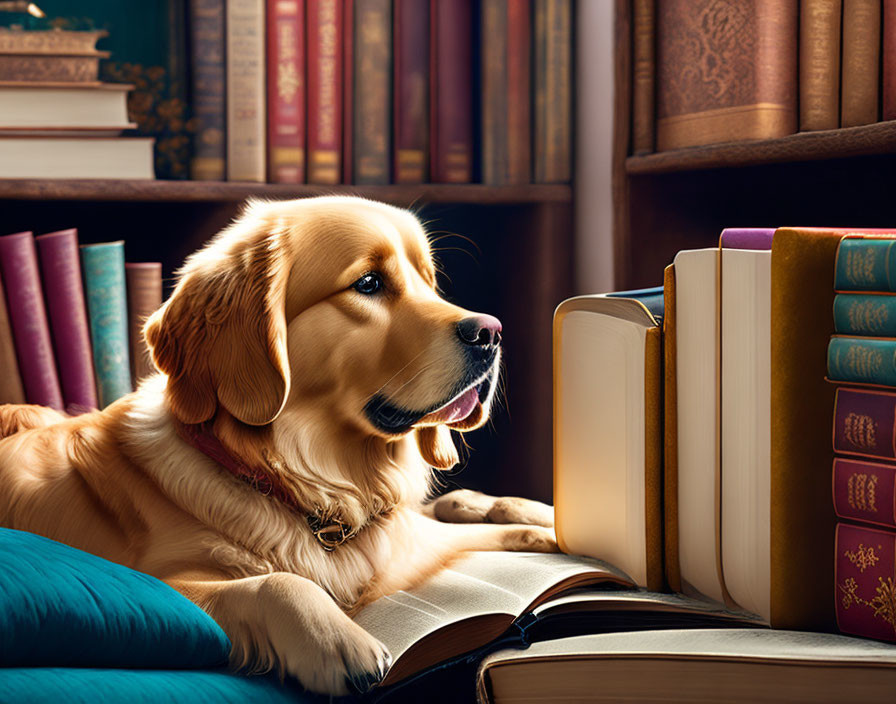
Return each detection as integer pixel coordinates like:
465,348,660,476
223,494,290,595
226,0,266,182
833,386,896,461
833,457,896,530
533,0,571,181
266,0,305,183
834,294,896,337
631,0,655,155
841,0,881,127
0,231,63,410
307,0,344,184
80,242,133,408
886,0,896,120
834,236,896,292
828,337,896,387
35,229,98,413
189,0,226,181
125,263,163,386
656,0,798,150
393,0,429,183
351,0,391,184
836,522,896,642
800,0,842,131
0,271,25,405
0,83,133,131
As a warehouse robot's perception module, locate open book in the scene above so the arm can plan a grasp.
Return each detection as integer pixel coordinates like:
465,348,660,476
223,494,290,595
354,551,761,693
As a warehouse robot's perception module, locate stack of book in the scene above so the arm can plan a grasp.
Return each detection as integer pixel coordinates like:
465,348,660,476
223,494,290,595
0,229,162,413
0,27,154,178
827,235,896,643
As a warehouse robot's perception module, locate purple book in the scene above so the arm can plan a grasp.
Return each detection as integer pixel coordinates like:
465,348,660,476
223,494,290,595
36,229,98,412
833,386,896,461
719,227,776,249
0,231,63,410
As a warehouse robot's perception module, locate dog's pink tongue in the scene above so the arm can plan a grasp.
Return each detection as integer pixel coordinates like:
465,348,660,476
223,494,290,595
421,387,479,424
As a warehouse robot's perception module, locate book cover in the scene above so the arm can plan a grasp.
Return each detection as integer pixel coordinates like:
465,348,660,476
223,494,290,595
631,0,655,155
834,457,896,530
226,0,266,182
342,0,353,184
885,0,896,120
718,227,776,250
841,0,881,127
0,231,63,410
266,0,305,183
35,229,98,413
834,236,896,292
828,336,896,387
656,0,798,151
190,0,226,180
482,0,531,185
393,0,429,183
125,263,163,386
0,271,25,405
307,0,343,184
836,522,896,642
834,294,896,337
663,263,680,593
81,242,133,408
800,0,842,131
533,0,571,181
430,0,473,183
352,0,391,184
833,386,896,461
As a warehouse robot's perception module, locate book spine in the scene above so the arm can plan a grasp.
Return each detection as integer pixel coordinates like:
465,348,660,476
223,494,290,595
835,237,896,291
631,0,655,155
266,0,306,183
533,0,572,182
833,386,896,460
481,0,509,185
81,243,133,408
841,0,881,127
829,336,896,386
307,0,344,184
227,0,267,182
506,0,532,184
885,0,896,120
125,263,163,387
190,0,227,181
800,0,842,131
352,0,391,184
834,457,896,529
343,0,354,183
835,522,896,642
430,0,473,183
834,294,896,336
35,229,98,413
393,0,429,183
0,272,26,404
0,232,63,410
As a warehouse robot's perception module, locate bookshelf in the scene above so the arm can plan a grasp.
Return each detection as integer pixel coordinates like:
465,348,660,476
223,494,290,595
613,0,896,289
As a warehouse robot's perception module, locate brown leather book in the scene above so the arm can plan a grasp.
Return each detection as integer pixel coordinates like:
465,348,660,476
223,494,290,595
800,0,842,131
533,0,572,182
393,0,429,183
631,0,655,155
883,0,896,120
307,0,344,184
841,0,881,127
352,0,392,184
662,263,680,592
656,0,797,151
125,263,163,386
0,270,25,404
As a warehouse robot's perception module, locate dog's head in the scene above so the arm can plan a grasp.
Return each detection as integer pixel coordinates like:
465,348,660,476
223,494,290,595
144,196,501,471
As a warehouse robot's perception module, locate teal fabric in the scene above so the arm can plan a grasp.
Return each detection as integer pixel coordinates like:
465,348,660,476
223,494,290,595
0,528,230,669
0,668,312,704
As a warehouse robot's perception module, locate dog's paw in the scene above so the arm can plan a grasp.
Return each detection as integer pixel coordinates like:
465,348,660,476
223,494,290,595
486,497,554,527
500,525,560,553
430,489,555,528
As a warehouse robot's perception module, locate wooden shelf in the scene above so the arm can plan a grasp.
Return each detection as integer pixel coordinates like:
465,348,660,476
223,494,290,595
0,179,572,205
626,120,896,175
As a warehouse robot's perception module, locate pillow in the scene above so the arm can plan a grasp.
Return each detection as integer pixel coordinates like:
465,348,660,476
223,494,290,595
0,527,230,669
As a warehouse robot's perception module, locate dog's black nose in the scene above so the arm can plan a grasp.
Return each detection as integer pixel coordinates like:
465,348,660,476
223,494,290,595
456,315,502,346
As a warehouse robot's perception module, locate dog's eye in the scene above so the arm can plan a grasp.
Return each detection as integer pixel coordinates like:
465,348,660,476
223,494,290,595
353,273,383,295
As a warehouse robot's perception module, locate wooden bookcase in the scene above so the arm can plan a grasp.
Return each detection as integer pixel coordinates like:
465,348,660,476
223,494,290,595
613,0,896,289
0,180,572,503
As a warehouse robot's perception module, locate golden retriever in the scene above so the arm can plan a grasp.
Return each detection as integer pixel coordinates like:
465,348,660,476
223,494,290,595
0,196,555,695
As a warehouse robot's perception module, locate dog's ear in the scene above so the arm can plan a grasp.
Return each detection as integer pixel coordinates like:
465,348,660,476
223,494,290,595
415,425,459,470
144,217,291,426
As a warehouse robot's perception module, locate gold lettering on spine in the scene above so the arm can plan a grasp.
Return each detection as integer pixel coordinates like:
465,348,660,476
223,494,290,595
317,1,337,144
847,473,879,512
277,4,299,104
844,543,881,572
847,300,890,333
844,345,885,378
845,248,880,286
844,413,878,450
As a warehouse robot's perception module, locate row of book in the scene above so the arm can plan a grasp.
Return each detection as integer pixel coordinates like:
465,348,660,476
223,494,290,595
553,226,896,644
632,0,896,155
0,230,162,413
195,0,572,185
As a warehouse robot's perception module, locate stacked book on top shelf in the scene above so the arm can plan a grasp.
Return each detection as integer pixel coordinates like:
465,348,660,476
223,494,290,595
0,229,162,413
0,27,154,179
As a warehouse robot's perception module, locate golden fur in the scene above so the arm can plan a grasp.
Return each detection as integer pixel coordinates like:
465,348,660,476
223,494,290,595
0,196,556,695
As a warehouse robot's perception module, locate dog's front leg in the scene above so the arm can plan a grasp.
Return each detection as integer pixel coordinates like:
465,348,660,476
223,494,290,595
168,572,391,696
425,489,554,527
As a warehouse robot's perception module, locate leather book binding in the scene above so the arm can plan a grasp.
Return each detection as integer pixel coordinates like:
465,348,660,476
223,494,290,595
125,263,163,386
226,0,266,182
393,0,429,183
834,457,896,530
266,0,305,183
0,271,25,404
352,0,391,184
189,0,226,180
307,0,344,184
836,522,896,642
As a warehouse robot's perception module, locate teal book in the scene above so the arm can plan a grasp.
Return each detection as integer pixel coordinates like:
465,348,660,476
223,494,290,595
833,293,896,336
81,242,133,408
834,236,896,291
828,336,896,387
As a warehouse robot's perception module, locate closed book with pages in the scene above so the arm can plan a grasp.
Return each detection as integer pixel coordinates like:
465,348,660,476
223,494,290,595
266,0,305,183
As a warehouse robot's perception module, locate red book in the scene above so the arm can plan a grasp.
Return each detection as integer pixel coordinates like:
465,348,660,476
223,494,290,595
125,262,164,386
267,0,305,183
351,0,391,184
835,522,896,642
306,0,344,184
833,386,896,461
35,229,98,413
393,0,429,183
0,231,63,410
885,0,896,120
342,0,353,183
834,457,896,529
429,0,473,183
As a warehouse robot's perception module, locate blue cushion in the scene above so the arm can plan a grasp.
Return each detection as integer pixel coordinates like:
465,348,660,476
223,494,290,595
0,527,230,668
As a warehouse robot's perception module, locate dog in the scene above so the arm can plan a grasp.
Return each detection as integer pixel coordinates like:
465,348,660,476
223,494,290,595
0,196,556,695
